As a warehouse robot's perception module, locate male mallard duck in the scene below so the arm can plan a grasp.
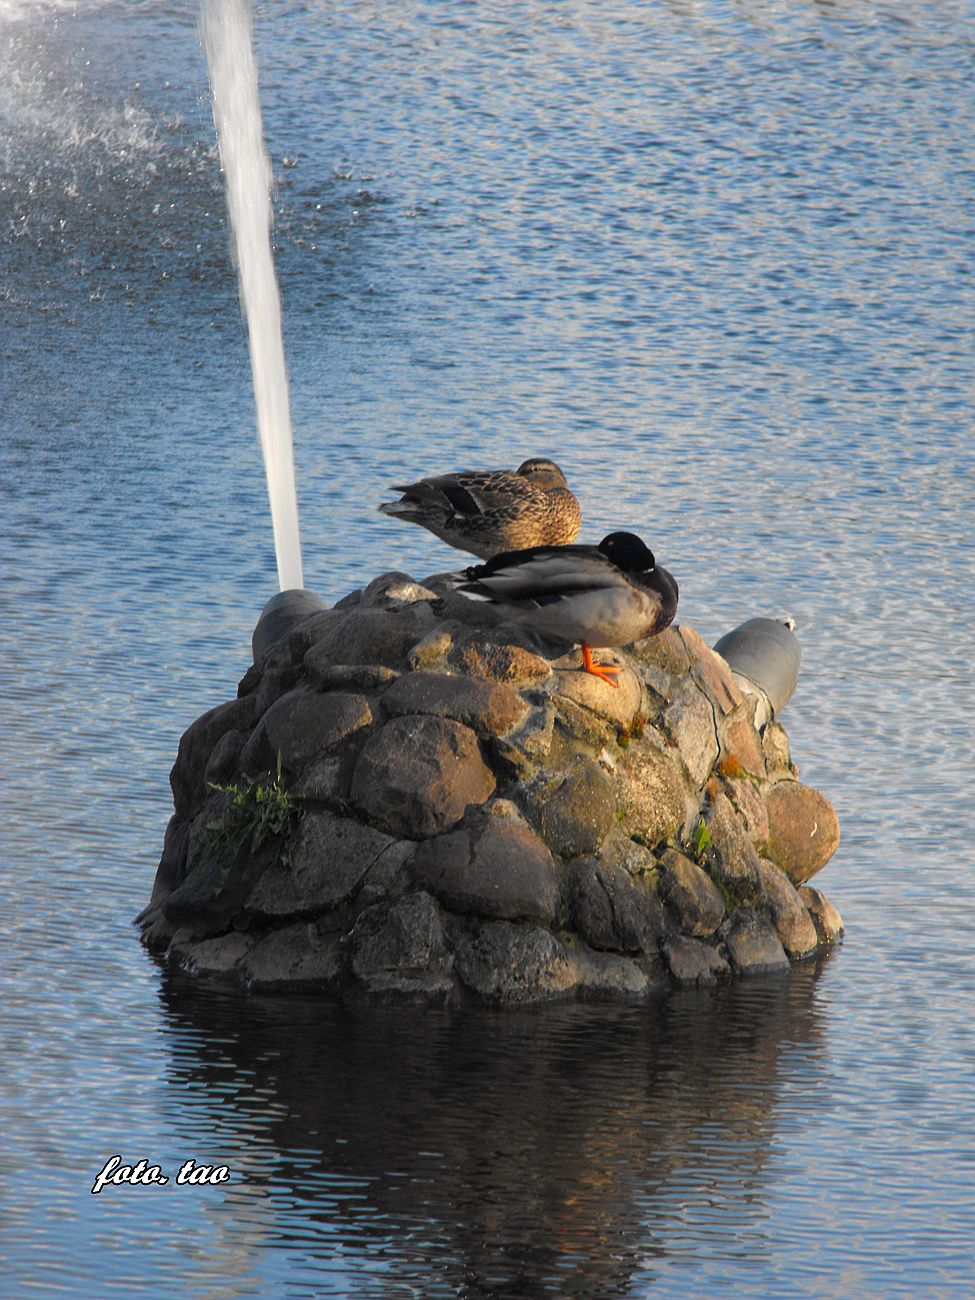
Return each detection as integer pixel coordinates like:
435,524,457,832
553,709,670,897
379,457,581,559
456,531,678,686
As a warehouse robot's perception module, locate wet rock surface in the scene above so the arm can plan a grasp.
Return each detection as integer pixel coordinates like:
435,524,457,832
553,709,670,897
139,570,844,1006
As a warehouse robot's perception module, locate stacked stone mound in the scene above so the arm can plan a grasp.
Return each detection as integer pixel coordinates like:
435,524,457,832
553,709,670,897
139,570,843,1006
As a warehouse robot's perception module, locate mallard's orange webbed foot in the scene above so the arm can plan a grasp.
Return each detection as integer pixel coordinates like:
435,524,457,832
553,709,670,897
581,643,620,688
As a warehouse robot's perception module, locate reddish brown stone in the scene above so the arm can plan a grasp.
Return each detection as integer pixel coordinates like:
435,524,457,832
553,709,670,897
615,742,690,848
762,721,793,775
521,757,616,859
658,847,726,937
663,681,719,788
757,859,819,958
449,636,552,685
411,816,559,923
381,670,528,738
722,777,770,847
241,689,372,774
765,782,840,883
552,661,644,729
661,934,729,986
800,885,844,942
628,625,691,677
350,715,496,839
679,625,742,715
703,791,763,895
717,706,766,780
719,909,790,973
303,606,437,671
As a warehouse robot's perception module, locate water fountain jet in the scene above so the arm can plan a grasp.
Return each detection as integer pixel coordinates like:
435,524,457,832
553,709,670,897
201,0,304,594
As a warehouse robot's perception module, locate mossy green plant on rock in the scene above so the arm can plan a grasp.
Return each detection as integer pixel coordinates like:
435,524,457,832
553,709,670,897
204,755,304,871
691,817,712,865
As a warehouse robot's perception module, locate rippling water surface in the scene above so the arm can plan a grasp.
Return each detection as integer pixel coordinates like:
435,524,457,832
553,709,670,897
2,1,974,1294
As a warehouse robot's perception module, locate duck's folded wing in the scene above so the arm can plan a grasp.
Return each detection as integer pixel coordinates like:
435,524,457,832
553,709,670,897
460,546,618,603
388,469,528,518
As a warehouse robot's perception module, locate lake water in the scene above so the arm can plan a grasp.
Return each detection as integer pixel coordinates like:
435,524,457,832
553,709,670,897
2,0,974,1294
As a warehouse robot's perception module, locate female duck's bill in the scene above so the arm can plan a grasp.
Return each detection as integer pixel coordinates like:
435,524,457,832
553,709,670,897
457,530,678,687
378,458,582,559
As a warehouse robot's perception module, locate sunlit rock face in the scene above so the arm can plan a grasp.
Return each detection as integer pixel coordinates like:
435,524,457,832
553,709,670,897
138,571,842,1006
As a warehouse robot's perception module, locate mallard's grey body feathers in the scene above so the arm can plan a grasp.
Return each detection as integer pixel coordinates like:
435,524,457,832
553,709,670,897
379,457,581,559
457,531,678,685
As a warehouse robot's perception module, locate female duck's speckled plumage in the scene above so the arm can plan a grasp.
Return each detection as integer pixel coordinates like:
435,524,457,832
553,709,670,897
379,457,581,559
456,531,679,686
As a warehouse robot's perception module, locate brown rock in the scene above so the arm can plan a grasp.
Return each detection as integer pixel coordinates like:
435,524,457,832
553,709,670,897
243,689,373,774
679,625,742,715
242,923,345,990
169,695,260,816
169,930,253,978
628,625,691,677
381,670,529,738
505,701,556,765
658,847,726,937
407,628,454,672
722,777,770,847
799,886,844,942
350,892,449,984
597,827,659,878
661,934,729,986
520,756,616,859
762,721,793,775
704,792,763,897
757,859,819,958
552,661,644,729
719,909,790,974
304,606,437,672
245,811,397,918
453,921,574,1004
410,815,559,923
361,572,440,610
350,715,496,838
662,681,719,788
566,943,652,999
765,782,840,883
203,728,249,787
616,740,691,849
568,858,664,954
449,634,552,685
552,694,616,747
717,706,766,780
305,663,399,691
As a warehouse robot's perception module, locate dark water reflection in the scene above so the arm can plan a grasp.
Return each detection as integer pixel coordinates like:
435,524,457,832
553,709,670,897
155,961,832,1296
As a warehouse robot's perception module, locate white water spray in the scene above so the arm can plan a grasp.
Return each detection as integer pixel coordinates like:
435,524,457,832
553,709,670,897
201,0,303,591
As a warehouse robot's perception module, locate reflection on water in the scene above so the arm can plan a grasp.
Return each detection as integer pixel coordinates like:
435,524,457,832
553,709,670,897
154,960,832,1297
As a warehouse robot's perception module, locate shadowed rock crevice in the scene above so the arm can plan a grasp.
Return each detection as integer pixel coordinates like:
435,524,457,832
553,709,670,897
138,570,843,1005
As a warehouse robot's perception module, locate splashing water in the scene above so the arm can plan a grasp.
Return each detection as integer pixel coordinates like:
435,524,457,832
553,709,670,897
200,0,303,591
